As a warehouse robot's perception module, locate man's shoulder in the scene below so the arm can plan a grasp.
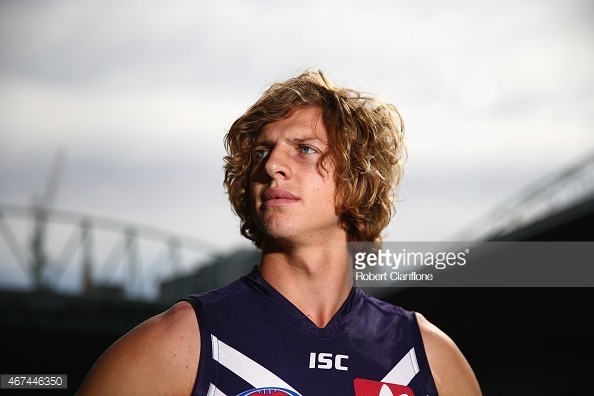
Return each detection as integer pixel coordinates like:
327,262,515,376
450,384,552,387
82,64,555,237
186,276,251,307
78,301,200,395
416,313,482,396
355,288,414,319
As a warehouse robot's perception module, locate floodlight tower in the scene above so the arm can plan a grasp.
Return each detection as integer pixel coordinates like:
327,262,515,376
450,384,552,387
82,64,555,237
30,151,65,291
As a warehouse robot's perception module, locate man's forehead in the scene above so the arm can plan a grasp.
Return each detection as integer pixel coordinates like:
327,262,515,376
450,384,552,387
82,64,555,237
256,107,328,143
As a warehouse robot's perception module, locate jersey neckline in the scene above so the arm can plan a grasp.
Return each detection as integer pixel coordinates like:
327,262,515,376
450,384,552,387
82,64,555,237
241,265,362,337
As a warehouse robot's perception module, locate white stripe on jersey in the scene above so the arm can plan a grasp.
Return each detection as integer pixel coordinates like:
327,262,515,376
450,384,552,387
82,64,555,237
207,383,227,396
381,347,420,385
211,335,300,394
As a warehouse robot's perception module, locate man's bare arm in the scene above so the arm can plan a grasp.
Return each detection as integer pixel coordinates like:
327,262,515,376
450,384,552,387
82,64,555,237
416,313,482,396
78,301,200,395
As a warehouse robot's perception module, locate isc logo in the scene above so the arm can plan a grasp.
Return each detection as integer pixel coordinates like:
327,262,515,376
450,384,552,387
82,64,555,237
309,352,349,371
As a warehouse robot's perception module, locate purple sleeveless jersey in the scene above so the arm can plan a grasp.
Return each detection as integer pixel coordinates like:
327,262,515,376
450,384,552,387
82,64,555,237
184,267,438,396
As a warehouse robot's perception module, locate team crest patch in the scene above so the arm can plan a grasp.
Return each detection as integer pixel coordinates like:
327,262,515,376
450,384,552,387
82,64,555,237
354,378,414,396
237,387,301,396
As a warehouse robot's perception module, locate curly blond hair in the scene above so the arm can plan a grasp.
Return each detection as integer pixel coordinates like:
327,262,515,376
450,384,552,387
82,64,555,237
224,70,405,248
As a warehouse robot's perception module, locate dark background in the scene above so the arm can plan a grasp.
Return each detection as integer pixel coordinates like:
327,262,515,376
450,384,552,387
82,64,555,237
1,197,593,395
2,288,592,395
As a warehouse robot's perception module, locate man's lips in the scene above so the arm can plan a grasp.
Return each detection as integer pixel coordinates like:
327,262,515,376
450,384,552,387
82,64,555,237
262,187,299,204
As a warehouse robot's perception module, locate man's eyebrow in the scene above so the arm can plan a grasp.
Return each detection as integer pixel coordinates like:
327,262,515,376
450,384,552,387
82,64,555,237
253,136,326,146
287,137,324,145
253,139,272,147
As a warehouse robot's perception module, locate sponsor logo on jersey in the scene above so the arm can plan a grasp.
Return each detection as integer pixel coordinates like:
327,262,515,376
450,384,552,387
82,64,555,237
354,378,414,396
309,352,349,371
237,387,301,396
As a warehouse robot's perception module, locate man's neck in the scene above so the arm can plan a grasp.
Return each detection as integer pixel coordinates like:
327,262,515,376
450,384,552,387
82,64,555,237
259,236,353,329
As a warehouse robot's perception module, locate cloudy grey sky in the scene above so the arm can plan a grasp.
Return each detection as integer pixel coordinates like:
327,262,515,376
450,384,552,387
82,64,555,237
1,0,593,290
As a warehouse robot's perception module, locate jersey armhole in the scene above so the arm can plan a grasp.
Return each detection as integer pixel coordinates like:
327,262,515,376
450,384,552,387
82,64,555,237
409,311,439,395
182,295,215,395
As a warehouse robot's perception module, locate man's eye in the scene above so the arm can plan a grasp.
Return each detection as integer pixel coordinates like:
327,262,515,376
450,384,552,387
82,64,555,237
254,149,269,159
299,146,316,155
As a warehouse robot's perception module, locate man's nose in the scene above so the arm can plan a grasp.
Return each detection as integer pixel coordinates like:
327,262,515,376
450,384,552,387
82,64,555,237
264,146,292,180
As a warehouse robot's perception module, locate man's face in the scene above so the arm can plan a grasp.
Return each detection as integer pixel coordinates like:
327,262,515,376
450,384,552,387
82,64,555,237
249,106,344,247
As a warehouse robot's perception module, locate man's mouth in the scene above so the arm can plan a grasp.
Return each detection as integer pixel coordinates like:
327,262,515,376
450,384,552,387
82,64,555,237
262,187,300,205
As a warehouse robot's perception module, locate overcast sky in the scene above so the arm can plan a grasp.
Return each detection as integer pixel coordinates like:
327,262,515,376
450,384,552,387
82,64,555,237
1,0,593,291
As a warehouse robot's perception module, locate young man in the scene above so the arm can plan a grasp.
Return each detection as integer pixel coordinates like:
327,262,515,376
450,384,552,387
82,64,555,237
79,71,481,395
